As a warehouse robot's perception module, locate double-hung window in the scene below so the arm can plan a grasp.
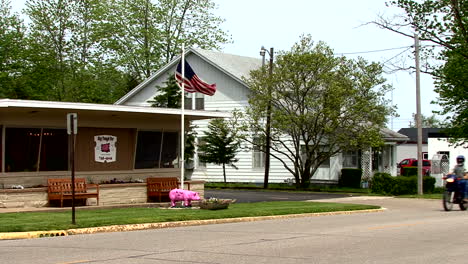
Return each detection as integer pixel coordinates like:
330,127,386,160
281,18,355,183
197,138,206,169
342,150,359,168
252,137,265,169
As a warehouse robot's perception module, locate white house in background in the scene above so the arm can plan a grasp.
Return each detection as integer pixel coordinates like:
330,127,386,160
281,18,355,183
396,128,443,162
428,131,468,186
115,48,408,183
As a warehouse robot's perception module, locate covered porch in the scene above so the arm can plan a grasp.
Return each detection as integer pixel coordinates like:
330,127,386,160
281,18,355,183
0,99,229,208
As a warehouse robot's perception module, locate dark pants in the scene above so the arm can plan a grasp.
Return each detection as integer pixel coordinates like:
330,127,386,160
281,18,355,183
458,179,467,199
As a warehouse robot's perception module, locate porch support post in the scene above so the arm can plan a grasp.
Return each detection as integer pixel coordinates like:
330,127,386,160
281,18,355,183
391,144,397,175
361,147,372,181
1,125,4,173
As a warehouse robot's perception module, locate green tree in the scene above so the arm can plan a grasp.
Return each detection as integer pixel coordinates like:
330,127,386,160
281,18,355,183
67,0,130,103
1,0,228,103
374,0,468,145
25,0,75,101
102,0,162,81
409,113,447,128
199,118,241,183
0,0,28,99
149,76,181,108
244,35,394,189
157,0,230,64
22,0,131,103
184,124,197,167
436,47,467,145
103,0,230,81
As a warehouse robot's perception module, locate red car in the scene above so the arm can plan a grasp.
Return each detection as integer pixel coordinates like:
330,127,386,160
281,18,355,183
397,158,431,176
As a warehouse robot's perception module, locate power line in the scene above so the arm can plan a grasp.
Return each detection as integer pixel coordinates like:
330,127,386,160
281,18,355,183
336,44,438,56
381,46,412,65
335,46,412,55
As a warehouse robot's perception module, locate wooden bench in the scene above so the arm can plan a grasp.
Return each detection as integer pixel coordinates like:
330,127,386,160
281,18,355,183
147,177,190,202
47,178,99,207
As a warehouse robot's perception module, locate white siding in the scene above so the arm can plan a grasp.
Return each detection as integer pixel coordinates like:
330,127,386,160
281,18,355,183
192,100,293,183
119,50,394,184
428,138,468,187
122,53,250,107
396,144,428,164
428,138,468,171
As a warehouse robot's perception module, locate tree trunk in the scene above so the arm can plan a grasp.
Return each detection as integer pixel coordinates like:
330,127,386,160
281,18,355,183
298,166,312,189
223,163,226,183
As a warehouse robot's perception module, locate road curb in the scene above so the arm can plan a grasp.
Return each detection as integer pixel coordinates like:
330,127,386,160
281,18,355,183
0,208,385,240
0,230,68,240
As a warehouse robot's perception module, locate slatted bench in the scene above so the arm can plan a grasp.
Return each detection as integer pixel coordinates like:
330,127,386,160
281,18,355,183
147,177,190,202
47,178,99,207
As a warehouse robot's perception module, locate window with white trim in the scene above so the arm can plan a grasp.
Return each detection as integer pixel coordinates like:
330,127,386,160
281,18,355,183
196,138,206,169
342,150,359,168
252,137,265,169
184,92,192,110
301,145,330,168
195,93,204,110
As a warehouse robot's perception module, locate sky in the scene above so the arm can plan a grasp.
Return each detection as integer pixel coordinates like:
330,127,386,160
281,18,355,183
10,0,441,131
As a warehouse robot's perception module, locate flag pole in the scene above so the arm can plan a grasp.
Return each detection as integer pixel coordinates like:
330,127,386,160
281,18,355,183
180,44,185,190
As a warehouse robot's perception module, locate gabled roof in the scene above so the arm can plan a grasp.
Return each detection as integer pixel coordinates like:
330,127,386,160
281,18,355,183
397,128,444,143
193,49,262,83
115,48,262,105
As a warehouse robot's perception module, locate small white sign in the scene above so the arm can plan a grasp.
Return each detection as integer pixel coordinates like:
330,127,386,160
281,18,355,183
94,135,117,163
67,113,78,135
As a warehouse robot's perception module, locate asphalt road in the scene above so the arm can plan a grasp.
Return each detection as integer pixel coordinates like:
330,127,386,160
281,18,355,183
205,189,350,203
1,192,467,264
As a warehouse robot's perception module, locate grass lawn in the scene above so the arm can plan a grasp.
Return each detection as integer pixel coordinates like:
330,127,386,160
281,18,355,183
0,201,380,233
397,193,442,199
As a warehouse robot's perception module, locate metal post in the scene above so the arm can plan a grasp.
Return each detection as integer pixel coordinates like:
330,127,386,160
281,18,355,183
415,34,423,195
180,44,185,190
70,117,76,224
1,125,4,173
36,128,43,173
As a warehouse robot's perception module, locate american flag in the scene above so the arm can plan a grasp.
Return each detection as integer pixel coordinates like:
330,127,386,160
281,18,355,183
175,59,216,96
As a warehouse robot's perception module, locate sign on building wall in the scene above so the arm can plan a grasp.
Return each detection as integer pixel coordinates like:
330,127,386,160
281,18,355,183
94,135,117,163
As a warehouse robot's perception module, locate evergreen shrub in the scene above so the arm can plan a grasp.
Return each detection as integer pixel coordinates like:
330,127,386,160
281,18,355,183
371,173,436,195
339,168,362,188
401,167,417,176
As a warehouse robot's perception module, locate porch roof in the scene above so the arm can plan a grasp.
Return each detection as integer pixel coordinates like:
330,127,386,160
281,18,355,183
381,127,409,143
0,99,230,127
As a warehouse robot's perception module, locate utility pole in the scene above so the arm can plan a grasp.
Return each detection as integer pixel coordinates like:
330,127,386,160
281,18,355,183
264,47,273,189
415,34,423,195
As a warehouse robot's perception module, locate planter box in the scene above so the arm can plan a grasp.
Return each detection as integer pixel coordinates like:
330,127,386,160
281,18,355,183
199,203,230,210
199,199,235,210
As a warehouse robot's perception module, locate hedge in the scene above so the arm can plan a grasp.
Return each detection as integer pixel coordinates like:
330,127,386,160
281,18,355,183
371,172,435,195
339,168,363,188
401,167,418,176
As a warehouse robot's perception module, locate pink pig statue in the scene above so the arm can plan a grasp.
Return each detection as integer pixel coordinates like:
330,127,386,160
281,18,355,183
169,189,201,207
